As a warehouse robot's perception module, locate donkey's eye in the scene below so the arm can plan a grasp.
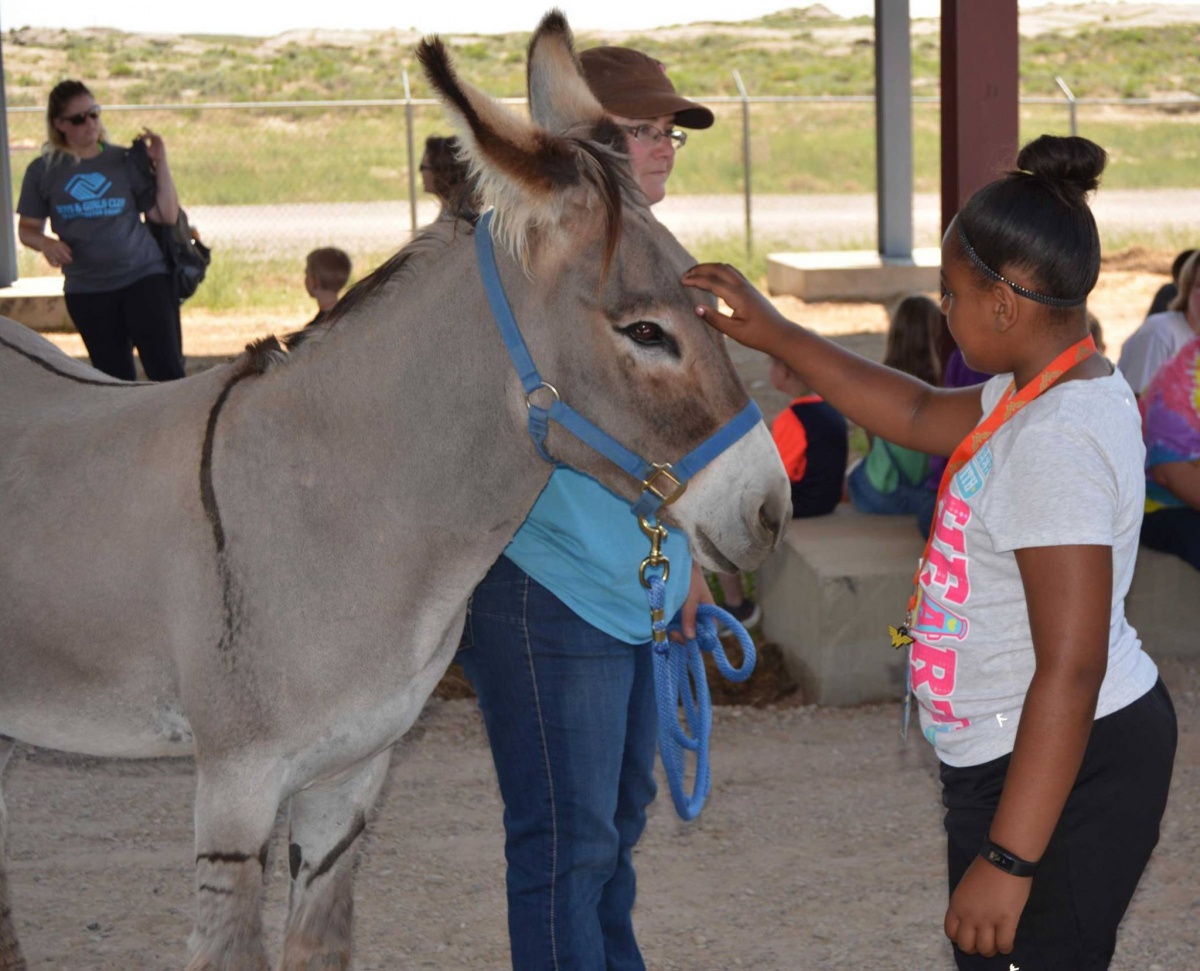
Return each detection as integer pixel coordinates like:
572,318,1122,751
616,320,680,358
622,321,665,345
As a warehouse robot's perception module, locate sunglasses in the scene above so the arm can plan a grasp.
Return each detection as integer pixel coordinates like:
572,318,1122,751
60,106,101,126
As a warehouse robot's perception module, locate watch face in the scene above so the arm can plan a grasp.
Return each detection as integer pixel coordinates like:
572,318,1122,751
987,848,1013,871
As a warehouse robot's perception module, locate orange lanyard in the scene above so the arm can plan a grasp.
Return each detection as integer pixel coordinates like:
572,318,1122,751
892,334,1097,643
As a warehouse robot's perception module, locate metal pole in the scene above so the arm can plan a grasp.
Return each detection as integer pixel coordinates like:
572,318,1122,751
733,70,752,260
0,36,19,287
404,71,418,235
1055,75,1077,137
875,0,914,259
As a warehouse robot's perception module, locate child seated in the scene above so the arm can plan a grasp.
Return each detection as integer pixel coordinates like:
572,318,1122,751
847,295,940,526
713,357,848,628
304,247,352,328
769,355,849,517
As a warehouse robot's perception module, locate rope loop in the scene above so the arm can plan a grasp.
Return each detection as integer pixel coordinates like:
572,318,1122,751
647,576,758,820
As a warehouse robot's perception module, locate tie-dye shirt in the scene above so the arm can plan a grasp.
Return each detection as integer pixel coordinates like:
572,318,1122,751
1140,335,1200,511
911,370,1158,767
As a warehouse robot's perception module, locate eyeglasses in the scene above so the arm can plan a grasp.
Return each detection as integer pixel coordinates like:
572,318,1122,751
61,106,101,126
620,124,687,150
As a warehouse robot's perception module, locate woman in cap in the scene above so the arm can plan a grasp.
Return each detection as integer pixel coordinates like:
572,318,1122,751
457,46,714,971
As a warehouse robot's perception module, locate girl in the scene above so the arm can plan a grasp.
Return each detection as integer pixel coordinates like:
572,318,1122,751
683,135,1176,970
847,293,942,525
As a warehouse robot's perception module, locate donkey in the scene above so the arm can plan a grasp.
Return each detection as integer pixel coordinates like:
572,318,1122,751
0,12,790,970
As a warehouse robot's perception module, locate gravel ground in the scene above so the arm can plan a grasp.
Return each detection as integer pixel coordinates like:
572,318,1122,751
4,654,1197,970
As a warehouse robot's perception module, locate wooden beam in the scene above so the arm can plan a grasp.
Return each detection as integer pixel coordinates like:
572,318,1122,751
940,0,1020,235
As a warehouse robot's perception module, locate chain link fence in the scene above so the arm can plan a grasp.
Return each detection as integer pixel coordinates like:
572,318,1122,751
6,86,1198,307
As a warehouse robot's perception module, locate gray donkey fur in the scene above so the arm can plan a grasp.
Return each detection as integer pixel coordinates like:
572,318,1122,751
0,11,790,970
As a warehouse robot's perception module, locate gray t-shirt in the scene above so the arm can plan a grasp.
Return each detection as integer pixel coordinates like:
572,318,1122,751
910,370,1159,767
17,144,167,294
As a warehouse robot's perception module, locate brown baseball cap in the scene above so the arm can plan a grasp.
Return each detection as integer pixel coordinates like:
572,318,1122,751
579,46,714,130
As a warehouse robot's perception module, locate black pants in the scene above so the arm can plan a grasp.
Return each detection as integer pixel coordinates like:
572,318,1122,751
941,679,1177,970
64,272,184,382
1141,507,1200,572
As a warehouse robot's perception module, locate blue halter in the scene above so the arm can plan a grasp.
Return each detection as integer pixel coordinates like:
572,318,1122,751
474,209,762,519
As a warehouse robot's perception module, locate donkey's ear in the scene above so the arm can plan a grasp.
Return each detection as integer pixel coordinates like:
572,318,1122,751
525,10,607,135
418,13,629,263
418,34,578,200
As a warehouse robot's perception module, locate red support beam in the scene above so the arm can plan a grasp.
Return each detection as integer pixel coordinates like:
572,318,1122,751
940,0,1020,234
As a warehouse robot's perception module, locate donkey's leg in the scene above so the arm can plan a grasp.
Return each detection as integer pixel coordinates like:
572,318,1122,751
186,762,284,971
0,738,27,971
278,749,390,971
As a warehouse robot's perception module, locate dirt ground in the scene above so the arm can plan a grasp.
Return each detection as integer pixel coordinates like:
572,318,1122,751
8,264,1198,969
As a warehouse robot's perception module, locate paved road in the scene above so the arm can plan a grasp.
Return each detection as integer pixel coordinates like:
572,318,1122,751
187,189,1200,256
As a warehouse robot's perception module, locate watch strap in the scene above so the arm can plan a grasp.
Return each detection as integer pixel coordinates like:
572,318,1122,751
980,838,1039,878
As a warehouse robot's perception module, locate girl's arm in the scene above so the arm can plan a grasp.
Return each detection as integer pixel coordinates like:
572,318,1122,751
1151,459,1200,509
944,542,1110,958
17,215,73,268
140,129,180,226
683,263,984,457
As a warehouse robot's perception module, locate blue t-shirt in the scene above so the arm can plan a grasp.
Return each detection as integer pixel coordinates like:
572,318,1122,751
504,467,692,644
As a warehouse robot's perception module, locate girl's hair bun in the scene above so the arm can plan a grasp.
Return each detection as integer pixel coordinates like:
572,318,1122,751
1015,134,1107,195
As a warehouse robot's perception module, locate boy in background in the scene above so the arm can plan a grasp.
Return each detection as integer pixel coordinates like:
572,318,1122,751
304,247,352,328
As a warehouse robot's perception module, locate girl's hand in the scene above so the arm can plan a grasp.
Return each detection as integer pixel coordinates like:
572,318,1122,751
139,128,168,166
681,262,792,353
42,238,73,268
944,856,1032,957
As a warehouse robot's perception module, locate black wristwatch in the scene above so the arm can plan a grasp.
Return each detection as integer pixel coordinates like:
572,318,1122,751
979,838,1039,878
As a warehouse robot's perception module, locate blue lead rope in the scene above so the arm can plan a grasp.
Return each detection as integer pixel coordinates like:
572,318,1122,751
646,574,757,820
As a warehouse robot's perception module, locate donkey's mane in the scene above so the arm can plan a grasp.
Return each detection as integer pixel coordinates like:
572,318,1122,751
313,218,464,333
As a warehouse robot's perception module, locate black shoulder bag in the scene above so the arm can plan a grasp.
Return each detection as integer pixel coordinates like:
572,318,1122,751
128,138,212,303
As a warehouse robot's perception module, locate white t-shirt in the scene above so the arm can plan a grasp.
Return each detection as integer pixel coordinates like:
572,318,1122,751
1116,310,1194,395
910,370,1159,767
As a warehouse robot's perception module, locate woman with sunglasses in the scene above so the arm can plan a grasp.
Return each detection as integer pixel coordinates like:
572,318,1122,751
17,79,185,381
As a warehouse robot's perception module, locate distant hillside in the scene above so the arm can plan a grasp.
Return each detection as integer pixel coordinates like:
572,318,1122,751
2,4,1199,106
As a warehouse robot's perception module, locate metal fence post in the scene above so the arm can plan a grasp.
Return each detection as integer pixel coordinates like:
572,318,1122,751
0,38,19,287
733,70,752,260
1055,75,1077,137
404,71,418,235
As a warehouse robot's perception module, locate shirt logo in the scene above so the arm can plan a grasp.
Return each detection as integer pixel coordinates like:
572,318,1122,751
64,172,113,201
954,444,993,499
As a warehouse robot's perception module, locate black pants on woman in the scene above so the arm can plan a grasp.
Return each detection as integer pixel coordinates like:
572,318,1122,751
941,679,1177,970
64,272,184,382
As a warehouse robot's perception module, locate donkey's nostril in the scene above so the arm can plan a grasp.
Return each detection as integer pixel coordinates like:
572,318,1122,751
757,492,791,548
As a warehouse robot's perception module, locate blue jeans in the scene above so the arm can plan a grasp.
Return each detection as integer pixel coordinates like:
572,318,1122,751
458,555,657,971
848,460,938,532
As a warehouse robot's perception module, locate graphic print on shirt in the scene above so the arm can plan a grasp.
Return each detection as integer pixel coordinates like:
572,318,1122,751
911,444,993,743
57,172,125,221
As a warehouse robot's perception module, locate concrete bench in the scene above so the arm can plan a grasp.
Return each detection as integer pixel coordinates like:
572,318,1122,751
0,276,71,332
758,505,1200,707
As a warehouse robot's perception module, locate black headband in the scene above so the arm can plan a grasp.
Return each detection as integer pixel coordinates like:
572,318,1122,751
956,222,1087,309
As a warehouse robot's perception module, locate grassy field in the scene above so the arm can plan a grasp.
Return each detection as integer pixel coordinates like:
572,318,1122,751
7,99,1199,207
5,12,1200,202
